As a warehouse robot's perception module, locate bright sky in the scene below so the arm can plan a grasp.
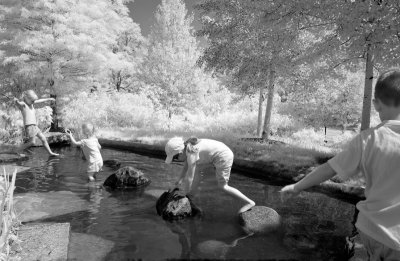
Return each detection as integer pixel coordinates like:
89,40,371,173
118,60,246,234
127,0,201,36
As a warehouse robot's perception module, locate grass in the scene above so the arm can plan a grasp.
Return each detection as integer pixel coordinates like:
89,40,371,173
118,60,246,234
0,168,20,260
97,127,366,187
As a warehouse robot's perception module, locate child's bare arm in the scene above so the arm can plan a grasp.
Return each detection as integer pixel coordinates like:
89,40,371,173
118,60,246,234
34,98,55,104
13,98,25,108
175,161,188,186
280,163,336,195
66,131,82,146
186,162,197,192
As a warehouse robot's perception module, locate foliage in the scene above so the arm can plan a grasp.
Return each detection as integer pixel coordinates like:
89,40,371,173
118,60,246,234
0,169,20,260
279,68,365,128
139,0,221,117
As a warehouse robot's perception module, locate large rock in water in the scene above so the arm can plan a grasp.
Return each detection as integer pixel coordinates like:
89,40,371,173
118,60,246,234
103,159,121,169
239,206,281,234
103,166,151,189
156,188,201,220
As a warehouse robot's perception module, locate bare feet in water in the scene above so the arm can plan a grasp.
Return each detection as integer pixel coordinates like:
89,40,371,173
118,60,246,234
238,200,256,214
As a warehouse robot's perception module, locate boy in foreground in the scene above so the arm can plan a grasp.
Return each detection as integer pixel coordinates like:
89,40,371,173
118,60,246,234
281,69,400,260
14,90,59,156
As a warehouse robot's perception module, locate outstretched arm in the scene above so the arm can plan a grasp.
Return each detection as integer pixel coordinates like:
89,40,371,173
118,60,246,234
176,161,188,187
34,98,55,104
13,98,25,108
185,162,197,192
66,131,82,146
280,163,336,195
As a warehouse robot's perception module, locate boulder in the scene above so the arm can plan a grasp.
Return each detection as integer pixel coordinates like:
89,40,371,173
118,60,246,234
103,159,121,169
238,206,281,234
33,132,69,146
156,188,201,221
103,166,151,189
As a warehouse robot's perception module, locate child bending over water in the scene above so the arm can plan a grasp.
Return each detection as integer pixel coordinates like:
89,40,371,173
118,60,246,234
165,137,255,214
14,90,59,156
67,123,103,181
281,69,400,261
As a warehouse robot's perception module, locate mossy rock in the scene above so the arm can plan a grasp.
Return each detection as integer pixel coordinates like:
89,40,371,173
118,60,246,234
103,166,151,189
239,206,282,234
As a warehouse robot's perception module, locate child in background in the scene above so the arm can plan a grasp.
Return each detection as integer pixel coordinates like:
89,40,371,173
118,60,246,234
280,69,400,261
165,137,255,214
14,90,59,156
67,123,103,181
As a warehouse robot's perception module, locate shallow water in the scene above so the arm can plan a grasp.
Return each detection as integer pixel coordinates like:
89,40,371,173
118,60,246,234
13,146,356,261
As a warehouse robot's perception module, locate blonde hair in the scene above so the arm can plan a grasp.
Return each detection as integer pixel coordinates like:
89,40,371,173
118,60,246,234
23,90,38,101
82,123,95,135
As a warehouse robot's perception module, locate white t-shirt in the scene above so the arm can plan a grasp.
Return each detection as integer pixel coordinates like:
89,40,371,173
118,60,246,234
186,139,232,166
81,137,103,164
328,120,400,250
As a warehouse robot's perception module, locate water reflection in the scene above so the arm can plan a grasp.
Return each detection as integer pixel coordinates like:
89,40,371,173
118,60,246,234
13,147,358,261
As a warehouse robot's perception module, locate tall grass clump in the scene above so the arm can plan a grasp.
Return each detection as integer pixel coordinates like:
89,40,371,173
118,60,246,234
0,168,20,260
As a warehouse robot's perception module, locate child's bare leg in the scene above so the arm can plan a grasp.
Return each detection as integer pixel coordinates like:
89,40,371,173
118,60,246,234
87,172,95,181
37,133,59,156
218,182,255,214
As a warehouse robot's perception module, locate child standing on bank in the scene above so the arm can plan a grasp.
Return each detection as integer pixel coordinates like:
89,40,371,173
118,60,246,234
14,90,59,156
67,123,103,181
165,137,255,214
281,69,400,260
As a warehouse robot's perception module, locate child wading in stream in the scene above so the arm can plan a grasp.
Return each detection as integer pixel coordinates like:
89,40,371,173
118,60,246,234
67,123,103,181
281,69,400,261
165,137,255,214
13,90,59,156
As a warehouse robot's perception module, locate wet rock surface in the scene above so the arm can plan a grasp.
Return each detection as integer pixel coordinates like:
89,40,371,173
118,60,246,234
68,233,115,261
0,153,28,163
156,188,201,220
103,159,121,169
103,166,151,189
17,223,70,261
15,191,89,222
239,206,282,234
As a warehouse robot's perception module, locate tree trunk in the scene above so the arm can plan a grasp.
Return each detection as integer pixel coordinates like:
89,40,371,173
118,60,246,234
50,93,59,131
261,68,276,140
257,85,264,137
360,44,374,131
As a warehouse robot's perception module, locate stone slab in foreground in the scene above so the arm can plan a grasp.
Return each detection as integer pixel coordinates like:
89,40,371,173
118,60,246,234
18,223,70,261
0,153,28,164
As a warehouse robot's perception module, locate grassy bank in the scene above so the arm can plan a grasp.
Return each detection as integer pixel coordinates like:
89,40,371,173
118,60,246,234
97,127,365,187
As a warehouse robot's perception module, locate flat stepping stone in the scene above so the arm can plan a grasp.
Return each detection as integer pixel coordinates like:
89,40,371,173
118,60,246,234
17,223,70,261
0,153,28,163
239,206,282,234
68,233,115,261
0,165,30,174
15,191,90,222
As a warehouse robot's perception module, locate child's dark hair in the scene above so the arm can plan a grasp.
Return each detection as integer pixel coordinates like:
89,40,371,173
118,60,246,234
184,137,200,153
375,69,400,106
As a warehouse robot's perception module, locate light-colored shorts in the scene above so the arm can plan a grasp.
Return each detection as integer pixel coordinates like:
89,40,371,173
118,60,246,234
359,230,400,261
24,125,41,142
87,160,103,173
212,149,234,185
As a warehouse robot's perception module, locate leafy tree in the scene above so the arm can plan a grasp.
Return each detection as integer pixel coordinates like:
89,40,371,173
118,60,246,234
300,0,400,130
140,0,208,118
0,0,142,129
197,0,315,140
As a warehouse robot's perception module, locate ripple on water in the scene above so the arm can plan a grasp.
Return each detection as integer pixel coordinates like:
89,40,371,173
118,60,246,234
13,147,358,260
